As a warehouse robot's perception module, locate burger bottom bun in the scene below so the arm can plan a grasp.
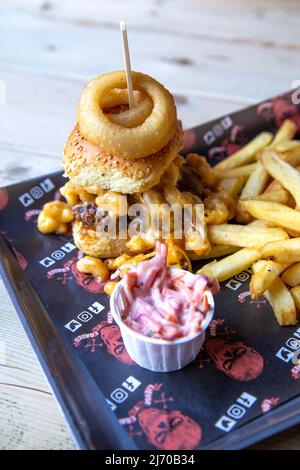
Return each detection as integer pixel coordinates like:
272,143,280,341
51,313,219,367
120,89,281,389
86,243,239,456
73,220,127,258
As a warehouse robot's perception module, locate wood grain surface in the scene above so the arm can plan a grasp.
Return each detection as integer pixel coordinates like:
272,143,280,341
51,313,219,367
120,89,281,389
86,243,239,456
0,0,299,450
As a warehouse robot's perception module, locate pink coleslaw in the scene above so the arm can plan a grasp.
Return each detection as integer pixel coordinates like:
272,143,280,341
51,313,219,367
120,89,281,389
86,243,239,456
121,242,219,340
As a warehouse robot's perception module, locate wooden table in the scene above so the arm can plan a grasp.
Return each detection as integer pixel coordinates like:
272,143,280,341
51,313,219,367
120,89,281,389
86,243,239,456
1,0,300,450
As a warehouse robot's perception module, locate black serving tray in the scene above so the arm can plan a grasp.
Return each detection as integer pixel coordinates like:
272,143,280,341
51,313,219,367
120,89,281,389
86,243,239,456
1,90,300,450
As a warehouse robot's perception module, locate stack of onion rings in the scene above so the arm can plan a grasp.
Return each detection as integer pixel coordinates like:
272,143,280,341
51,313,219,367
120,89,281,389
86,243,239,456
77,70,177,160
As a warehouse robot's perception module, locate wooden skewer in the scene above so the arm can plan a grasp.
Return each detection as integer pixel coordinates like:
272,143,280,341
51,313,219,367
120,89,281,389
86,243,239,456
120,20,135,109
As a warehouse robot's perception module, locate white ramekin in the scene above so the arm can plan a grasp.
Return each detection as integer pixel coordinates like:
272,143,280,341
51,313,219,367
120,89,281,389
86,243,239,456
110,268,215,372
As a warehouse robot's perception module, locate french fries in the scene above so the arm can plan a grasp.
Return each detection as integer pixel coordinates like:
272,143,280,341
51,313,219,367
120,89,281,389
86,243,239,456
270,119,297,147
265,279,297,325
250,260,289,299
284,147,300,167
264,179,285,193
218,176,246,199
197,248,261,282
208,224,288,248
215,163,258,180
250,189,291,205
239,200,300,231
281,263,300,287
275,140,300,152
248,219,273,228
261,150,300,208
236,162,269,222
261,238,300,263
181,119,300,326
252,260,297,325
189,244,238,261
214,132,273,171
239,162,269,199
290,286,300,311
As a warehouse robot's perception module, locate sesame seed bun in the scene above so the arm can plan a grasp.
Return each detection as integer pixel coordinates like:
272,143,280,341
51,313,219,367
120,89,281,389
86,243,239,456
72,220,127,258
62,122,183,194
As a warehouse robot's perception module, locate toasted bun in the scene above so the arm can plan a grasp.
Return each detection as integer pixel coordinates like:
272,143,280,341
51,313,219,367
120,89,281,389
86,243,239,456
73,220,127,258
62,122,183,194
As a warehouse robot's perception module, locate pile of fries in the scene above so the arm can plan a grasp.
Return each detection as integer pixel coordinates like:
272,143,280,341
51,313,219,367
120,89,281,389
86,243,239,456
195,118,300,326
85,117,300,327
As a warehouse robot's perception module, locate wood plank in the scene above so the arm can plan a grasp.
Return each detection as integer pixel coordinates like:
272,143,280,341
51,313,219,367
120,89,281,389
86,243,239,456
251,425,300,450
0,279,75,449
0,148,60,187
0,386,74,449
0,9,297,102
3,0,300,48
0,67,248,158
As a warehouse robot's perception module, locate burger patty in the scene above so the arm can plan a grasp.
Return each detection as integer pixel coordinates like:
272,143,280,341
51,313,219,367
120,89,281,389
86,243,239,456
72,202,108,227
73,202,142,234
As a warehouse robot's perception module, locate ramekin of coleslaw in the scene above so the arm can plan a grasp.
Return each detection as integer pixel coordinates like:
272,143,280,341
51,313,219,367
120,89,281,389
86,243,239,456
110,242,219,372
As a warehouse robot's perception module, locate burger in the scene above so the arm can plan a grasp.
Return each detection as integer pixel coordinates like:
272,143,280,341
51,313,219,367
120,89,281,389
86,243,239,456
59,70,184,259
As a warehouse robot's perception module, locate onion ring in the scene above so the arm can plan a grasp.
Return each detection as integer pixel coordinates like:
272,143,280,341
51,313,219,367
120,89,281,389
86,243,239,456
102,88,153,128
101,88,141,108
77,70,177,160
